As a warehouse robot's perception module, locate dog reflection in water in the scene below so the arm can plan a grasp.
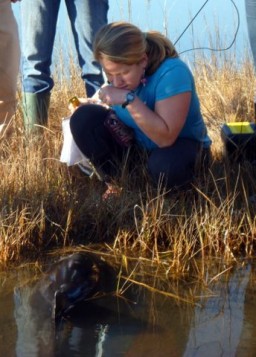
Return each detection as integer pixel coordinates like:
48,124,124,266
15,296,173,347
35,252,118,323
14,252,138,356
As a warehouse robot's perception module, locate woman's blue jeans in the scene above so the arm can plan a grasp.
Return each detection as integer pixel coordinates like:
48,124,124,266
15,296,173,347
245,0,256,69
20,0,109,97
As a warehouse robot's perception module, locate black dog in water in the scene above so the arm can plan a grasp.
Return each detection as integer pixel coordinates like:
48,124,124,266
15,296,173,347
32,252,118,324
14,253,145,356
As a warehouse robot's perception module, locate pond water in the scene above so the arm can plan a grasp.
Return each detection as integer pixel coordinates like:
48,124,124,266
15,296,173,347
13,0,249,72
1,258,256,357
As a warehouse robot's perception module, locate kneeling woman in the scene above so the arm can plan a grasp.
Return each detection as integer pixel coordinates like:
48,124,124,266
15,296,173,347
70,21,211,192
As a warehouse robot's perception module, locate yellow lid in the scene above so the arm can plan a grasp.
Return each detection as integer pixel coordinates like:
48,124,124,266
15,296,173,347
227,122,254,134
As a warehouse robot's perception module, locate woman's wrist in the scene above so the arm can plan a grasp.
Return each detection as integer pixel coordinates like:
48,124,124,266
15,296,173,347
122,91,136,108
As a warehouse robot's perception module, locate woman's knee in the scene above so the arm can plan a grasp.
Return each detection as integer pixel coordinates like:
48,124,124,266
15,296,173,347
70,104,109,136
70,104,110,157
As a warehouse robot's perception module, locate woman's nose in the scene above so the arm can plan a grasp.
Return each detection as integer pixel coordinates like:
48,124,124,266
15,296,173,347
112,76,123,88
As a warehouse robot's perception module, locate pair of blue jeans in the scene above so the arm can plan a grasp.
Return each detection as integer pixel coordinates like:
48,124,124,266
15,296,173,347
20,0,109,97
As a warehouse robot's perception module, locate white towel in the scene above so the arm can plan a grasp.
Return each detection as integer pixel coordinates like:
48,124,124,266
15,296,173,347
60,116,91,169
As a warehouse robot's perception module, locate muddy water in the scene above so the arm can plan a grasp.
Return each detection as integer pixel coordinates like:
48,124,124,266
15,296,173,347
1,261,256,357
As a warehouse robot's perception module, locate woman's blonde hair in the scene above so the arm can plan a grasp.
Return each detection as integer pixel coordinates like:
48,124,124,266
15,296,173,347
93,21,178,76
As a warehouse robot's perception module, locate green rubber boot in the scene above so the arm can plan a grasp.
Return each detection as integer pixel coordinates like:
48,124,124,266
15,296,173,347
22,92,50,133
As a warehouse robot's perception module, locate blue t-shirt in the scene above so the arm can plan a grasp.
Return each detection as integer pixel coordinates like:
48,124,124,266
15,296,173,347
112,57,211,150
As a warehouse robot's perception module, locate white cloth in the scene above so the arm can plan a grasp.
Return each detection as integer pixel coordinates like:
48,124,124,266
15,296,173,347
60,116,91,168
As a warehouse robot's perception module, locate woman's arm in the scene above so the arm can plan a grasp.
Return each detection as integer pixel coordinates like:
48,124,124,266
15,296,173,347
98,85,191,148
126,92,191,147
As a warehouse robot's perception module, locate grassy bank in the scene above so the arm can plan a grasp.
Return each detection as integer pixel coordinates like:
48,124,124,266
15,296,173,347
1,51,256,280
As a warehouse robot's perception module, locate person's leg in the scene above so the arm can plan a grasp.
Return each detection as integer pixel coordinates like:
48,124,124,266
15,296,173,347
245,0,256,69
20,0,61,130
70,104,126,179
148,138,202,189
65,0,109,97
0,0,20,134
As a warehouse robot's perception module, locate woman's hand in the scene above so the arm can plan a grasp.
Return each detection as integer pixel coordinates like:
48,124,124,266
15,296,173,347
98,85,128,106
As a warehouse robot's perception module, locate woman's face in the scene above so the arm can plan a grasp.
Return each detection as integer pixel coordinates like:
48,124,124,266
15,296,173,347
100,56,147,90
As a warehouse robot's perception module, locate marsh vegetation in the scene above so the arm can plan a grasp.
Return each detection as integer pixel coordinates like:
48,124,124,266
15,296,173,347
1,39,256,295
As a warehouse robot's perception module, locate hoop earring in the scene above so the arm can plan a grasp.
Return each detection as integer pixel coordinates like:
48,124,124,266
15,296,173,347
140,69,147,87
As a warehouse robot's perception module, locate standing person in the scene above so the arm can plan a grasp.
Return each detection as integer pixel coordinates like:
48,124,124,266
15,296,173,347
20,0,109,132
245,0,256,69
69,22,212,195
0,0,20,136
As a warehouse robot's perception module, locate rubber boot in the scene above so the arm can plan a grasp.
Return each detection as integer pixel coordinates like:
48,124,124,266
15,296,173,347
22,92,50,133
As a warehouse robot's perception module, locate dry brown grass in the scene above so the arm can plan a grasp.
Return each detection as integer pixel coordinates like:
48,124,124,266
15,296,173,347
1,48,256,284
